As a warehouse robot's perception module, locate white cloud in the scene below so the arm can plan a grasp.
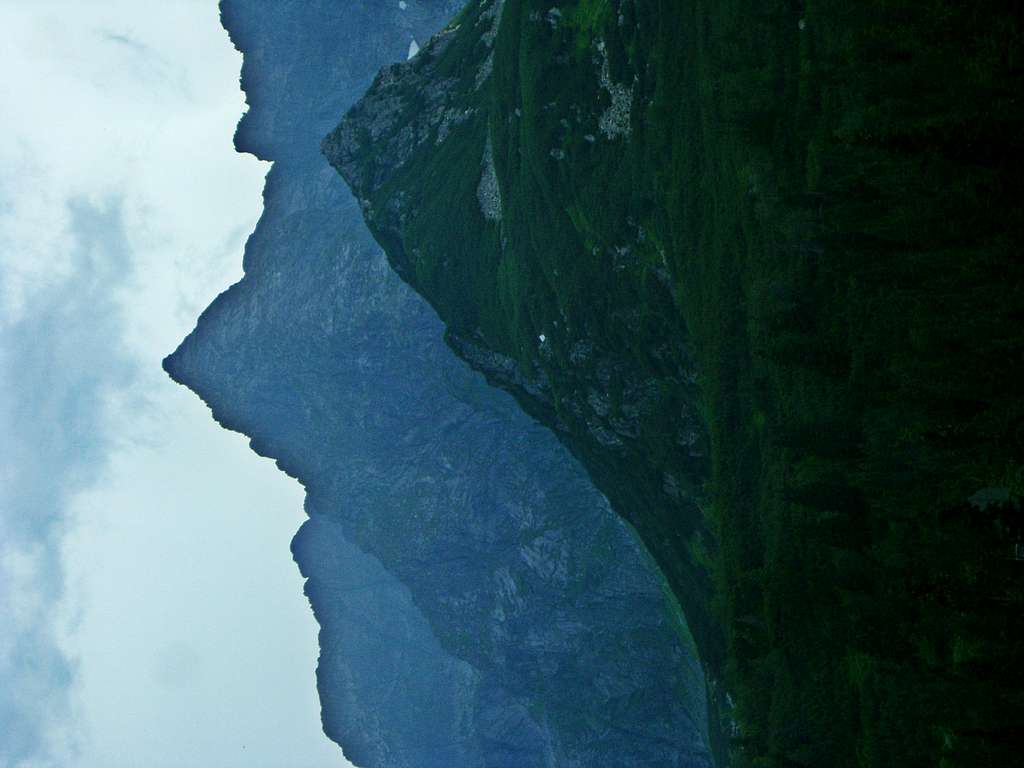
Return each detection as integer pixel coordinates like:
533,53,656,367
0,2,348,766
0,196,132,767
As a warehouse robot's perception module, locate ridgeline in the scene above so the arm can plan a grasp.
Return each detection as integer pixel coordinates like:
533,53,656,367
327,0,1024,765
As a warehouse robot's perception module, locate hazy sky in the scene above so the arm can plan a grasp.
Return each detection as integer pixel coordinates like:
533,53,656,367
0,2,348,766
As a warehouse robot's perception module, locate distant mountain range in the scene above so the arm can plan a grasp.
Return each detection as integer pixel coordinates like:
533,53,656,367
164,1,716,766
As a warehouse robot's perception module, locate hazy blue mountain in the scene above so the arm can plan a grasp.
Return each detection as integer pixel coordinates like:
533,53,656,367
165,1,712,766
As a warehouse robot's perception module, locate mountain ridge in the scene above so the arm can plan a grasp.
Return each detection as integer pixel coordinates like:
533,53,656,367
164,1,717,765
323,0,726,741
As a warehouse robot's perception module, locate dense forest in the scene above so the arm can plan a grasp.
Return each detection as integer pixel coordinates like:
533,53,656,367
327,0,1024,764
683,2,1024,764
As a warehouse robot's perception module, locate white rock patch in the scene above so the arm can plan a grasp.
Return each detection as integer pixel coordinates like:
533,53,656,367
476,133,502,222
596,39,633,140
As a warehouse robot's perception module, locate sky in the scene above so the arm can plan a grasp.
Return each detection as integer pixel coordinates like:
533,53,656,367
0,2,349,766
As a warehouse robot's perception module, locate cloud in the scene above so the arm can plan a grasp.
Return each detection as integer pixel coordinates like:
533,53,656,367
0,198,135,767
95,27,183,98
98,29,152,56
0,4,343,766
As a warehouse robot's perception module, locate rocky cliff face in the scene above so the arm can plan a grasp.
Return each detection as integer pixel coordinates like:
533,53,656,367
322,0,724,728
165,1,712,766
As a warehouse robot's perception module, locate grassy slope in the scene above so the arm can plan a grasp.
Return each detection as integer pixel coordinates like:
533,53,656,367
685,3,1024,765
338,0,1024,765
355,0,726,714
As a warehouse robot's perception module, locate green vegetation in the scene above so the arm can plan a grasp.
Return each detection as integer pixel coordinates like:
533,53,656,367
330,0,1024,764
669,3,1024,764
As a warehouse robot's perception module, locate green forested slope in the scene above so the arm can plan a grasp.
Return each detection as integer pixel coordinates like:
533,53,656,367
326,1,1024,764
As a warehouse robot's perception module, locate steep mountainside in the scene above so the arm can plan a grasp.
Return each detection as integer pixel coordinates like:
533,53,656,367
165,1,716,766
324,0,721,673
327,0,1024,765
324,0,722,708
